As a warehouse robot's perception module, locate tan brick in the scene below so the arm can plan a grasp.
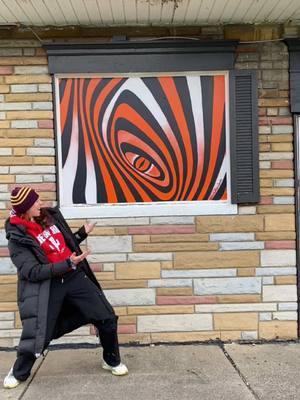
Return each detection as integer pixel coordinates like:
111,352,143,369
114,307,127,316
259,99,289,107
0,128,53,138
156,288,193,296
237,268,256,277
275,276,297,285
33,156,55,164
133,235,151,243
127,305,194,315
94,272,115,281
151,233,209,243
259,321,297,339
119,316,137,324
151,331,221,342
0,276,17,284
265,214,295,231
260,179,272,187
259,134,293,143
39,192,56,201
101,280,148,289
0,57,47,65
257,205,295,214
161,261,173,270
0,84,9,93
118,333,151,344
5,75,51,84
89,227,116,236
260,170,293,178
214,313,258,330
0,302,18,311
174,251,259,269
220,331,241,341
0,175,15,183
0,156,32,165
196,215,264,233
217,295,261,303
1,138,34,147
15,312,21,328
13,148,26,155
67,219,86,227
6,110,53,120
0,121,10,128
0,210,9,218
256,231,296,240
261,188,294,196
115,227,128,235
271,143,293,152
116,262,161,280
259,143,271,152
134,242,218,252
5,93,52,102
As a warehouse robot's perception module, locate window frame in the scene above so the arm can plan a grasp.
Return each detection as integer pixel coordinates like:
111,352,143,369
54,70,237,219
45,39,243,218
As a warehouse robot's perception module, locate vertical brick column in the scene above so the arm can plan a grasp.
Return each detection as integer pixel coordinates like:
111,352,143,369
0,41,56,347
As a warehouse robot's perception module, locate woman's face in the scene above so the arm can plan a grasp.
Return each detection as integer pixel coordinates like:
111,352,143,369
24,198,43,220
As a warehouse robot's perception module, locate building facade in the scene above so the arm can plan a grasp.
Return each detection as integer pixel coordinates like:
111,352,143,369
0,0,299,346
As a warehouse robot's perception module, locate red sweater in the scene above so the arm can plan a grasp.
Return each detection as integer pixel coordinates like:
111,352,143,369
10,216,72,263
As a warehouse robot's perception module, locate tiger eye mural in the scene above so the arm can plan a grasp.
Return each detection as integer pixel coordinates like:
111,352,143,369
58,75,227,205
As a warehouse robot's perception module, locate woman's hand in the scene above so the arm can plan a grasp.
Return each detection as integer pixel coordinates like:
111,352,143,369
84,221,96,235
69,250,90,265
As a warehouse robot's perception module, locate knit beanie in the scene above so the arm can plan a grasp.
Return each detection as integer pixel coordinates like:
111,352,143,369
10,187,39,214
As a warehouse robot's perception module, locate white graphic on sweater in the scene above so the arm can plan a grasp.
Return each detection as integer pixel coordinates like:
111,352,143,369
36,225,62,253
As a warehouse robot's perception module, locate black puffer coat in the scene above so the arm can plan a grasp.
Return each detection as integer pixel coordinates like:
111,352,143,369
5,207,112,357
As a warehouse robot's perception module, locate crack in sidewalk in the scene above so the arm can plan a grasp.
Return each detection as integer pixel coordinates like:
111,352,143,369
219,343,261,400
18,351,48,400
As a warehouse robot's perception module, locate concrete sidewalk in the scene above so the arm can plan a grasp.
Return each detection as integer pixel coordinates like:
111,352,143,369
0,342,299,400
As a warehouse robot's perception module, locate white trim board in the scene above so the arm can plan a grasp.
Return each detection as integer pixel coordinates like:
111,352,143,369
61,202,237,219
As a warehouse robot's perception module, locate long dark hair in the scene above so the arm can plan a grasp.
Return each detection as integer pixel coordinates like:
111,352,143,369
33,208,53,229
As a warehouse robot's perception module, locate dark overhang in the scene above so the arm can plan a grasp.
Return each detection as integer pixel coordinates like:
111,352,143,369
43,39,239,74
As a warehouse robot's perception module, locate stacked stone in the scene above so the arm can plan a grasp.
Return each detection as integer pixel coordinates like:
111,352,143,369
255,41,297,339
0,41,56,346
0,31,298,347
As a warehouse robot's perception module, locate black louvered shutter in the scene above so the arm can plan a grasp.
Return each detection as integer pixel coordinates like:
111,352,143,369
290,72,300,112
285,39,300,113
230,70,259,203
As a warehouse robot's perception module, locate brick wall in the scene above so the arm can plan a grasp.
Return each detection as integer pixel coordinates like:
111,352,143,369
0,31,298,347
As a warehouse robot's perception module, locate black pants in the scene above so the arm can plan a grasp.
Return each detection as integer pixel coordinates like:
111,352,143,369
13,270,121,381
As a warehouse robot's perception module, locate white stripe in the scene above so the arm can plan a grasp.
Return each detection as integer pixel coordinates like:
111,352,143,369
85,157,97,203
208,155,227,200
63,113,79,205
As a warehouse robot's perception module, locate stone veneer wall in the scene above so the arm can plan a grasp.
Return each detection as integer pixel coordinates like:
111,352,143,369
0,29,298,347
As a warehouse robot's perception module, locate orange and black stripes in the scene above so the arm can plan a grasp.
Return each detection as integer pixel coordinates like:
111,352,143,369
58,75,227,204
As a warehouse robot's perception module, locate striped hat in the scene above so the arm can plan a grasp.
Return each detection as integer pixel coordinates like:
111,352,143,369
10,187,39,214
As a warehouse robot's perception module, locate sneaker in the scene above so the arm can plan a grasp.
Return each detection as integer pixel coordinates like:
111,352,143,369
102,360,128,376
3,368,20,389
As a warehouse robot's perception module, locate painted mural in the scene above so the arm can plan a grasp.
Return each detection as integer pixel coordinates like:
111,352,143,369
58,75,227,204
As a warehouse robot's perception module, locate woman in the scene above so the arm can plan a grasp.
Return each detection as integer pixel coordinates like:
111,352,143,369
3,186,128,389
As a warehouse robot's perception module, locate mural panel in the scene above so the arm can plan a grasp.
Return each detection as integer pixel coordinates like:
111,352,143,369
58,75,227,205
